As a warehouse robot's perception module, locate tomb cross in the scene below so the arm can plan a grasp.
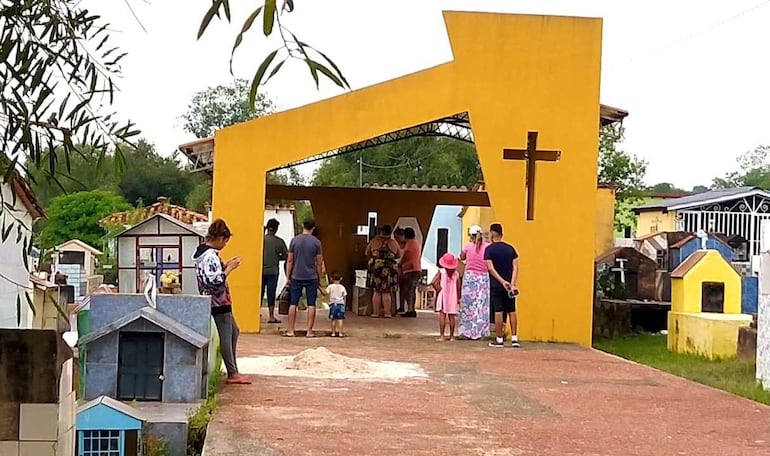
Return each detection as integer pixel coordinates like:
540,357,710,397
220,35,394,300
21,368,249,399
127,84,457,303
612,258,627,284
697,229,708,250
503,131,561,221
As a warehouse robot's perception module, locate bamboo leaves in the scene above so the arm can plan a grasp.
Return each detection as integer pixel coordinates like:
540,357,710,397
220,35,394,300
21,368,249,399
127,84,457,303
197,0,350,110
1,0,138,322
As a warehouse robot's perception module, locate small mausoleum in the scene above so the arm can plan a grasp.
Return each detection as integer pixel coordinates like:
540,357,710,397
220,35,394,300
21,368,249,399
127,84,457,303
76,396,143,456
54,239,103,298
595,246,657,300
77,293,212,455
115,214,203,295
80,294,211,403
668,245,752,359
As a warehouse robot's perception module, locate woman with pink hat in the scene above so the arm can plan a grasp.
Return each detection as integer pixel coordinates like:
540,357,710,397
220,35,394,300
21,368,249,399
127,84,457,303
431,252,462,341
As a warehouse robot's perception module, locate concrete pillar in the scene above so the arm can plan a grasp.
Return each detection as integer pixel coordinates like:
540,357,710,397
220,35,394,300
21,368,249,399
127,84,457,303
757,253,770,390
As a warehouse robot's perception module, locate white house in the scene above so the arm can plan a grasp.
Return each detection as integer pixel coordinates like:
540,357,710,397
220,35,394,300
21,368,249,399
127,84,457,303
0,173,44,328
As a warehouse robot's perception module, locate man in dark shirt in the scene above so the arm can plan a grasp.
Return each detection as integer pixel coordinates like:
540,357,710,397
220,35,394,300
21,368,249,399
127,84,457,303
262,218,288,324
286,219,324,337
484,223,520,348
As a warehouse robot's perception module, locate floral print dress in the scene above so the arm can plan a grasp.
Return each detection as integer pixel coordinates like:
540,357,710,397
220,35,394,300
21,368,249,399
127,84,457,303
367,240,399,292
459,242,491,340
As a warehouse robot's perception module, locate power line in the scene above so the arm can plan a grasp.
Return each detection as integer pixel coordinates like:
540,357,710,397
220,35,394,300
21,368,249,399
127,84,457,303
609,0,770,70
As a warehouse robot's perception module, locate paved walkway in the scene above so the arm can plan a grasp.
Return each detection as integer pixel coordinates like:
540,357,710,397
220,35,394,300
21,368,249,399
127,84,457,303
204,313,770,456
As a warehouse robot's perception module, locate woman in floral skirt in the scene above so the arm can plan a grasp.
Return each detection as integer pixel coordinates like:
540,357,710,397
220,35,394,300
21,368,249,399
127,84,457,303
458,225,490,340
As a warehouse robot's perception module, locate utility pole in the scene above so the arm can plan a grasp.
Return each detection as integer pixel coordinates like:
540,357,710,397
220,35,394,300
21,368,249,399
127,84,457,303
358,157,363,187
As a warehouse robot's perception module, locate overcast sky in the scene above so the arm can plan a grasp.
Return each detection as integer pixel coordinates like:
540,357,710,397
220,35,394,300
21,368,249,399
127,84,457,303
88,0,770,189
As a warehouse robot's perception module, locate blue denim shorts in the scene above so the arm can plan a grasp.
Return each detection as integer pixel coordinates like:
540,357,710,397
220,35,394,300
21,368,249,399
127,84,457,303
290,279,318,306
329,302,346,320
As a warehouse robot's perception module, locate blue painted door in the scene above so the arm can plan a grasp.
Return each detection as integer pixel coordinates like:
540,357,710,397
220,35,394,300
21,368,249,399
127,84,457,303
118,332,164,401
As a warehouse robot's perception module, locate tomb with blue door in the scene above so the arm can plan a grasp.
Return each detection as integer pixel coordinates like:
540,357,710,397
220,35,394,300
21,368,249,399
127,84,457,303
77,292,212,456
76,396,143,456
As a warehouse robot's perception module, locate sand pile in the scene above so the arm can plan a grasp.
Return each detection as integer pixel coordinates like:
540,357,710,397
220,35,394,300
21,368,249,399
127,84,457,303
237,347,427,381
284,347,373,375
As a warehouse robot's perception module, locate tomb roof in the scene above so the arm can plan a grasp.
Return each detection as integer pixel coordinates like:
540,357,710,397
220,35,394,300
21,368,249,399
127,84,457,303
77,395,145,422
79,306,209,348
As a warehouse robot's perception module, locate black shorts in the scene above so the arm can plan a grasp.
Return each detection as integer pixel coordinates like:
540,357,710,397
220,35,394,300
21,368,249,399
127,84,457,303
490,287,516,314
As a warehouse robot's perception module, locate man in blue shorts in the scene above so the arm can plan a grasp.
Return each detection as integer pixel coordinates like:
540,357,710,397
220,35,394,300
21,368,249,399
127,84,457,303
286,219,324,337
484,223,520,348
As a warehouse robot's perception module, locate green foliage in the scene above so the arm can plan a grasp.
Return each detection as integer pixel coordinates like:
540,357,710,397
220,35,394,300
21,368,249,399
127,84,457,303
1,0,137,215
142,433,170,456
180,79,276,139
647,182,685,194
595,265,626,299
313,137,481,188
26,146,119,207
594,334,770,405
117,140,198,207
597,125,648,231
38,190,130,249
197,1,349,106
691,185,710,194
28,139,199,210
185,180,213,214
97,255,117,285
187,351,223,456
713,145,770,189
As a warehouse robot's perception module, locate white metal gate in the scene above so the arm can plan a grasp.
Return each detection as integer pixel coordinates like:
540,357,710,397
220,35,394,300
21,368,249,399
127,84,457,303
677,210,770,256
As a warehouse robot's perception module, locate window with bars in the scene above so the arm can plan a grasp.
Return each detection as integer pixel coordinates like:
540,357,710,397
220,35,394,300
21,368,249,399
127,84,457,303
79,430,121,456
655,249,667,270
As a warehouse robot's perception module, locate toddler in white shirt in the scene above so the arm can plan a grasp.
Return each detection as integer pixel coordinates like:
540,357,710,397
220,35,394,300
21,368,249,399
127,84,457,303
326,272,347,337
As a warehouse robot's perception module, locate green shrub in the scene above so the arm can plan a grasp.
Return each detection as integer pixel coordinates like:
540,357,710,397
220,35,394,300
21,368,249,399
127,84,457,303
187,350,223,456
142,432,170,456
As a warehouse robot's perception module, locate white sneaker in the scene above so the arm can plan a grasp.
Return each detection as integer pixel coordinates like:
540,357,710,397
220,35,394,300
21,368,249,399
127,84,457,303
510,340,520,348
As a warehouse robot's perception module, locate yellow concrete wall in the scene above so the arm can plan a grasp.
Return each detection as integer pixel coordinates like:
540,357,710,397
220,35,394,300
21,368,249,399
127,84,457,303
671,250,742,314
461,206,495,239
667,311,753,359
594,187,616,256
213,12,603,345
636,210,678,235
465,186,615,256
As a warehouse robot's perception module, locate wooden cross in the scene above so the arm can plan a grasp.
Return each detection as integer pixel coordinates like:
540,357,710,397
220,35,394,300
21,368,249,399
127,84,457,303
503,131,561,221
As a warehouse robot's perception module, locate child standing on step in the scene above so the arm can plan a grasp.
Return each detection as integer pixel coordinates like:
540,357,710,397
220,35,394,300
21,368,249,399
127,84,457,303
326,271,348,337
431,253,462,341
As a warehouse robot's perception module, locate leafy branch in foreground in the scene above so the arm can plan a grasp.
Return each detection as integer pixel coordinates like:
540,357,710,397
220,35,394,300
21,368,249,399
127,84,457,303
0,0,138,322
197,0,351,108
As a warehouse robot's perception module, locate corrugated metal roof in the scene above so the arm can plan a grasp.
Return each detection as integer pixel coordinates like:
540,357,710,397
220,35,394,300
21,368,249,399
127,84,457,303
363,183,470,191
633,187,768,212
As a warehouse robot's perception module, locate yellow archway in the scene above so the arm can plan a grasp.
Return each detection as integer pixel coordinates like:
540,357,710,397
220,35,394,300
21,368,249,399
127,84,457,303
212,11,603,345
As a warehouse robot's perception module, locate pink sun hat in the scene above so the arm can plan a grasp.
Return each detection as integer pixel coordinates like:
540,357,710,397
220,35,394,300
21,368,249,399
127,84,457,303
438,252,459,269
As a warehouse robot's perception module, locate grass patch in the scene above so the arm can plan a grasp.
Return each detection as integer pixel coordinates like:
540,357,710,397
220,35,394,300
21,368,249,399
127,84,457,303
186,351,224,456
594,333,770,405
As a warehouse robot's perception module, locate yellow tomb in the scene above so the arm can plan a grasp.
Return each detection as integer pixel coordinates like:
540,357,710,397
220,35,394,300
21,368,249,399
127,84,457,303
212,11,604,345
668,249,752,359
